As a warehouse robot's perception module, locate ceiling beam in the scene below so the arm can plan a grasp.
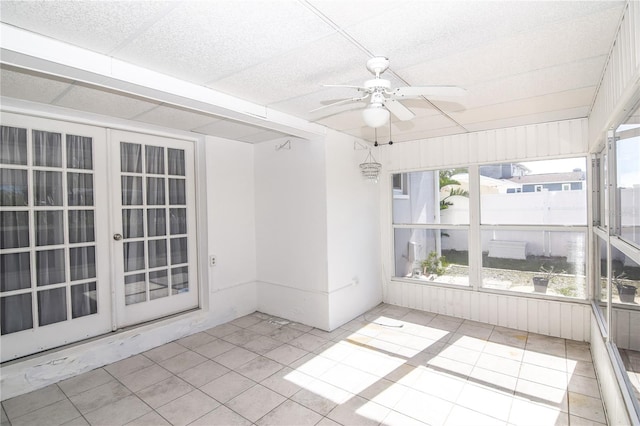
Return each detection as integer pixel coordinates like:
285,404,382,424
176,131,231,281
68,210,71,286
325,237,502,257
0,24,327,140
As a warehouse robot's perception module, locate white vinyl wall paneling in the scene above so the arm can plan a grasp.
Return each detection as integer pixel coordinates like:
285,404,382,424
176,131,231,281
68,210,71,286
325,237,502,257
380,118,588,172
589,1,640,149
386,281,591,341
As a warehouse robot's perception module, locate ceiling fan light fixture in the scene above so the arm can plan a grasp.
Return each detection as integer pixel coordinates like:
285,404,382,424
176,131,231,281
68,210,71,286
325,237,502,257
362,103,389,128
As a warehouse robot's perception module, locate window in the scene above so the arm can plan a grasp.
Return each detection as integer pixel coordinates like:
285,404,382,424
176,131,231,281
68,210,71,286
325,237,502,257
562,183,571,191
593,100,640,412
480,158,587,298
392,168,469,285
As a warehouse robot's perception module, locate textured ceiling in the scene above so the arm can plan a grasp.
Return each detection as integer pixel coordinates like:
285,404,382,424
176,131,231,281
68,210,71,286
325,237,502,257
0,0,626,144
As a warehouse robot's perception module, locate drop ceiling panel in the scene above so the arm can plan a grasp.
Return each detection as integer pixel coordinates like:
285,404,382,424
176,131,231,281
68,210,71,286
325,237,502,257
438,56,606,112
395,6,621,89
209,33,369,105
236,129,291,144
54,84,160,119
463,106,591,133
0,1,176,54
114,1,336,85
451,87,595,125
0,1,627,144
0,66,72,104
133,105,219,131
193,118,279,141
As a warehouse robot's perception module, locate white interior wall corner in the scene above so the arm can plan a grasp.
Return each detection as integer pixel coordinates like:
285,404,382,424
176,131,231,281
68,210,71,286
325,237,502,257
324,130,382,330
253,137,330,328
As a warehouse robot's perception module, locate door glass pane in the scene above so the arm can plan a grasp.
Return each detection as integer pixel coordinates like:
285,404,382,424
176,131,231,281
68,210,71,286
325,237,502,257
33,130,62,167
0,169,28,206
168,148,185,176
67,173,94,206
0,252,31,291
122,209,144,239
145,145,164,174
121,142,142,173
34,171,63,206
169,179,185,205
37,287,67,326
71,282,97,318
172,266,188,294
122,176,142,205
124,241,145,272
146,177,165,205
148,240,167,268
1,293,32,335
36,249,66,286
67,135,93,170
0,211,29,249
70,246,96,281
0,126,27,165
35,210,64,246
147,209,166,237
170,237,187,265
170,208,187,235
150,270,168,300
125,273,146,305
68,210,95,243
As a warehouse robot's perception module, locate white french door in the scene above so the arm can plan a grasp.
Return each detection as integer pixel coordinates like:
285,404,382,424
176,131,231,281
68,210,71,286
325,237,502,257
0,114,199,361
0,113,111,361
109,130,198,327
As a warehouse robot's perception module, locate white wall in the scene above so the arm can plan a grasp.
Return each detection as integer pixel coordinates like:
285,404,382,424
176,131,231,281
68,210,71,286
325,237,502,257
254,137,330,329
324,132,382,330
205,136,258,323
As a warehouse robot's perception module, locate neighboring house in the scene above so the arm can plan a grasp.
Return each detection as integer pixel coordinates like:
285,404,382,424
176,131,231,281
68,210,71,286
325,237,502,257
507,169,587,193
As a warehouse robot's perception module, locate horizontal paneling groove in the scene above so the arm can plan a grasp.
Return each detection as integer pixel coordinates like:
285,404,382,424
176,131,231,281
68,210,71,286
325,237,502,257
385,281,591,341
383,118,588,171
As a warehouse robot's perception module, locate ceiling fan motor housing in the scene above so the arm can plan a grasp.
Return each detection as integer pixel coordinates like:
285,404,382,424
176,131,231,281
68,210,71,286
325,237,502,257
366,57,390,77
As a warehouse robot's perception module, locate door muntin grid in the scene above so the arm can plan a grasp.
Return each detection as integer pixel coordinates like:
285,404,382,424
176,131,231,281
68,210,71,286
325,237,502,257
120,142,190,306
1,125,98,336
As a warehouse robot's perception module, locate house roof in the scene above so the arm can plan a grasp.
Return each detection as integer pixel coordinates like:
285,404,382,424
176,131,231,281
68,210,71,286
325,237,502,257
509,171,586,184
0,1,627,143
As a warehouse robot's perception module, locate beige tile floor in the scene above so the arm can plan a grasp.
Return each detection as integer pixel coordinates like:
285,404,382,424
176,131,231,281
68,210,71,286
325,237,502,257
1,303,606,426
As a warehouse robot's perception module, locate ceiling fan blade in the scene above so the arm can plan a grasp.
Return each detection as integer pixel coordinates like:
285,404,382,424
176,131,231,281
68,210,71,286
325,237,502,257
309,95,369,114
392,86,467,98
384,98,415,121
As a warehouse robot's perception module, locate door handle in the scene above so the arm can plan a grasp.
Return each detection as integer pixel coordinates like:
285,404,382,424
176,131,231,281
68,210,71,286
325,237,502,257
113,233,123,241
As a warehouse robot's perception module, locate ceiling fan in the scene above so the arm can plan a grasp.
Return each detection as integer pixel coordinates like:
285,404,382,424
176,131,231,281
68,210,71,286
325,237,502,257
311,56,466,128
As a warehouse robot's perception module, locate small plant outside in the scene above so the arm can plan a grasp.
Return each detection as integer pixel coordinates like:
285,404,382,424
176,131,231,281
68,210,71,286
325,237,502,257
421,251,448,280
533,264,566,294
613,271,638,303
